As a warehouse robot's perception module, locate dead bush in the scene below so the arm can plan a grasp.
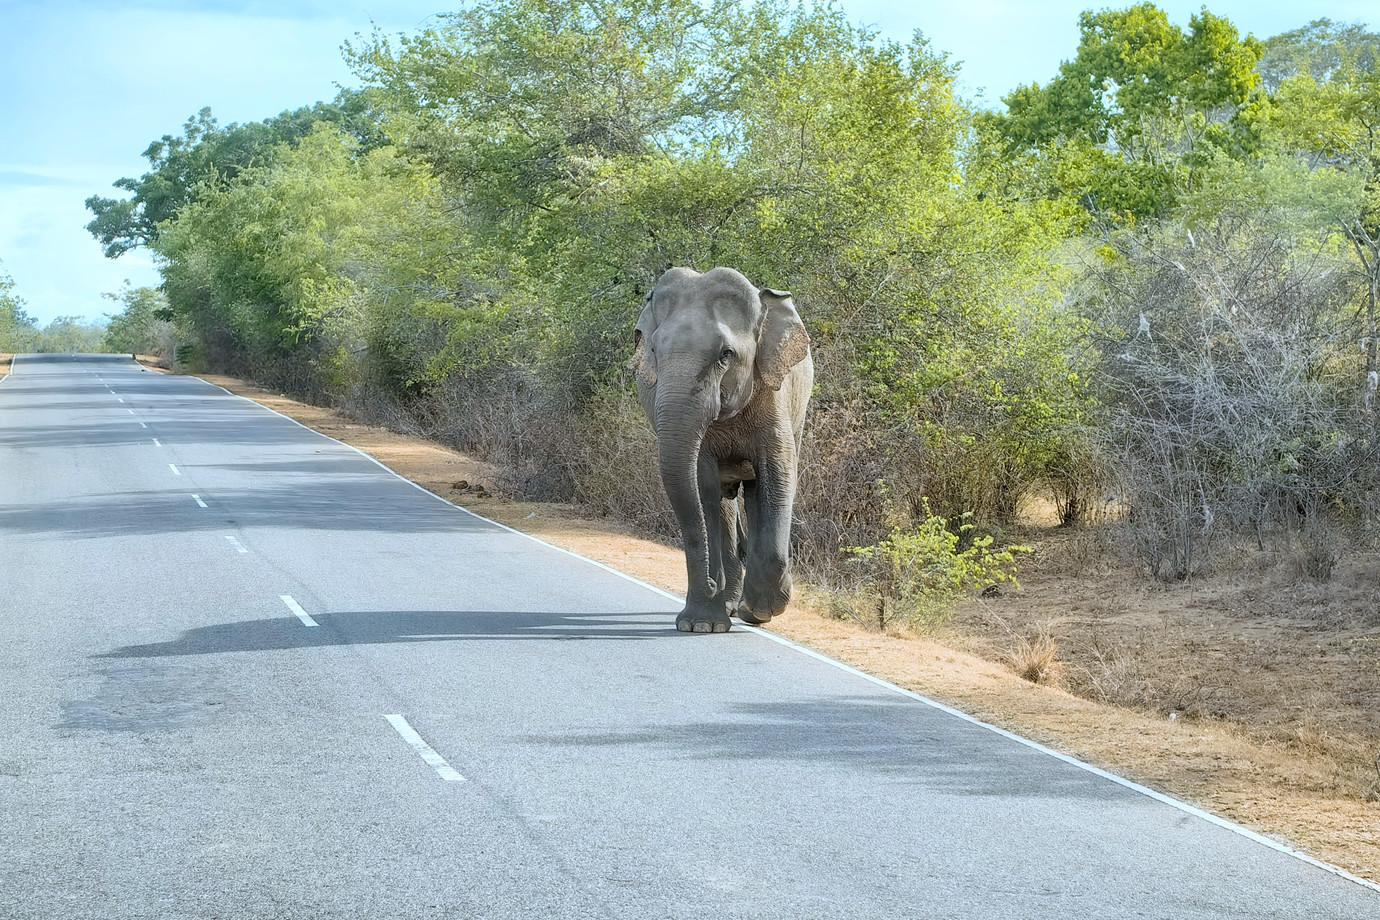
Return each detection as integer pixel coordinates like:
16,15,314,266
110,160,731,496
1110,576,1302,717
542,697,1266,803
1081,216,1377,581
792,399,899,588
555,390,675,538
1296,520,1342,582
1066,645,1239,720
1008,631,1063,685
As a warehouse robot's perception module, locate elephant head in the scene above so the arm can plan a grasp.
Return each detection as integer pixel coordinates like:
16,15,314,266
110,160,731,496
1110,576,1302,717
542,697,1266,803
632,267,812,632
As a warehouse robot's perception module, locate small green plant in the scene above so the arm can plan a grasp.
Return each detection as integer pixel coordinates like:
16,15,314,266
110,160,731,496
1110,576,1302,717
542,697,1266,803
847,499,1030,630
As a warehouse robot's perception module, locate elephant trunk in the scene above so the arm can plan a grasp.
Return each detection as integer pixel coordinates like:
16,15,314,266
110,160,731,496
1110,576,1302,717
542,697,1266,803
654,385,715,605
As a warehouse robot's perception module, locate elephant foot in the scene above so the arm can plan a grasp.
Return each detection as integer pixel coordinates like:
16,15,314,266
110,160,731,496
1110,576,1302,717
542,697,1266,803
676,605,731,633
734,604,773,626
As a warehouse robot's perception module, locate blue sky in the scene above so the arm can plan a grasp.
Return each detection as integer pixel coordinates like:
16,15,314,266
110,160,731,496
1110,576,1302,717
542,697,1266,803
1,0,1374,325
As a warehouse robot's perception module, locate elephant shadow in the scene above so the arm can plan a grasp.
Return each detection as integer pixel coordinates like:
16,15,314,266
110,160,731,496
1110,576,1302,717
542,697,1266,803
97,609,678,659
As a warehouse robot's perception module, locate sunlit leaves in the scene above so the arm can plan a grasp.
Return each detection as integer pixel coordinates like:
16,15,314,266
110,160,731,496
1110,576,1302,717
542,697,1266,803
991,3,1264,220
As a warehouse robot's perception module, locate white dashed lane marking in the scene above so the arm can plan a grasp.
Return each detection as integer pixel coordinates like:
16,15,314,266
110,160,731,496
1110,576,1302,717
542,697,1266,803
279,595,318,627
386,715,465,783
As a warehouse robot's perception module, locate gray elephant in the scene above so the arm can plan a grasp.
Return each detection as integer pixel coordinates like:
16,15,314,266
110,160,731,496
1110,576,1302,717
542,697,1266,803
633,267,813,633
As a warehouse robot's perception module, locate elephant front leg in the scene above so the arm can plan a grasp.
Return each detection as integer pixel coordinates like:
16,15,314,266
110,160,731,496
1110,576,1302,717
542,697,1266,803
672,454,733,634
656,431,730,634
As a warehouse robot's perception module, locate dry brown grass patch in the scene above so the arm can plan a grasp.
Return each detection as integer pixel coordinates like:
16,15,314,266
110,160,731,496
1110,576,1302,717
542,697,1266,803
1007,630,1063,685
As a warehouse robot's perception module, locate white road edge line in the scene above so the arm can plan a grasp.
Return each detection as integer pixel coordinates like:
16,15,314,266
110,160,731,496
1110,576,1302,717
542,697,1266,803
385,714,466,783
153,438,161,447
279,595,319,627
168,464,181,475
225,535,249,554
192,494,208,508
194,371,1380,896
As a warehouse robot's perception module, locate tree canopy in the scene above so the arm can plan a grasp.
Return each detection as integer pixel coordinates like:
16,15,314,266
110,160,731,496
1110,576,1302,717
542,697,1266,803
88,2,1380,591
991,4,1263,218
0,261,39,353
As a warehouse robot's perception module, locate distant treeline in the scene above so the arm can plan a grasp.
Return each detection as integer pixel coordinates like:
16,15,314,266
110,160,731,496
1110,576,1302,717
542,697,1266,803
72,1,1380,595
0,269,109,354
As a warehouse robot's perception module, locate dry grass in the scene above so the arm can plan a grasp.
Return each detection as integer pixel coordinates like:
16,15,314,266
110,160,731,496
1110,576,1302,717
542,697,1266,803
1007,630,1063,685
952,529,1380,800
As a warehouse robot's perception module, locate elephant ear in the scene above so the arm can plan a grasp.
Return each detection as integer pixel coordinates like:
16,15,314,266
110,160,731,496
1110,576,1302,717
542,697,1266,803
630,293,658,388
756,288,810,391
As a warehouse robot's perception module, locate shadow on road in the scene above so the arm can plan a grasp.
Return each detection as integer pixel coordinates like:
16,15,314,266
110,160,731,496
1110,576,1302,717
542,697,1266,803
0,380,208,399
97,609,669,658
0,416,321,449
0,481,480,537
9,354,137,365
524,695,1125,799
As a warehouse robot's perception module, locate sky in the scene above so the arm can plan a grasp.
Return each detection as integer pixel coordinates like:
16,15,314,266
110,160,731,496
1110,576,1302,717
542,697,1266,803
1,0,1375,326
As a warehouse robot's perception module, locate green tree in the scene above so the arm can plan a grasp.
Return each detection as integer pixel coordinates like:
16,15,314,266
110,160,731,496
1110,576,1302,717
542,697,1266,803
102,284,175,357
1258,18,1380,92
0,262,39,353
718,25,1087,522
991,4,1263,219
36,317,107,354
153,123,466,387
86,92,384,258
1256,21,1380,382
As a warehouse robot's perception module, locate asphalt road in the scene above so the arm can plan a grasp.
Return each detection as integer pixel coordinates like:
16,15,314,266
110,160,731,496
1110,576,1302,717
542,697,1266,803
1,353,1377,920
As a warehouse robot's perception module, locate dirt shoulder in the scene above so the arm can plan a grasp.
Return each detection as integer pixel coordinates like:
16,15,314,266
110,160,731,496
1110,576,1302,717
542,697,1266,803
190,366,1380,886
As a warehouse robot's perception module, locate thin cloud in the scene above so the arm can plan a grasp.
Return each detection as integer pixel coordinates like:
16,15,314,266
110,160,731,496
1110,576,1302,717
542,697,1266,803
0,171,79,188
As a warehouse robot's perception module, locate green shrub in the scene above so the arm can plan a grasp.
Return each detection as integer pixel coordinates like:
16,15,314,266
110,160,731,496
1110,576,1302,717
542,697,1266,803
846,499,1030,630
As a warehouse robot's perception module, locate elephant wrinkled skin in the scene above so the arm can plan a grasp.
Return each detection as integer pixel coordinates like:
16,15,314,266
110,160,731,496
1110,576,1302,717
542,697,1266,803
632,267,813,633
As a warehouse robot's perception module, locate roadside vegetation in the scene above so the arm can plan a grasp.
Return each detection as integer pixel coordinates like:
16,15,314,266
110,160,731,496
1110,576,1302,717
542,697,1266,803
0,261,109,354
61,1,1380,802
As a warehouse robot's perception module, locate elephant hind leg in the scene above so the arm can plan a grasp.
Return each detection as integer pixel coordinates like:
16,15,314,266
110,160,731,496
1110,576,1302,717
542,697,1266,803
731,481,771,625
719,491,745,614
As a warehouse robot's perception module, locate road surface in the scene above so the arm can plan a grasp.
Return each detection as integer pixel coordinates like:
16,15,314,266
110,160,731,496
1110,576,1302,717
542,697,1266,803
1,353,1376,919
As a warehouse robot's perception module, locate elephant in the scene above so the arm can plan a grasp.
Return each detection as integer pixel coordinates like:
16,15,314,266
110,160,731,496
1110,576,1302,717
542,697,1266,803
632,266,813,633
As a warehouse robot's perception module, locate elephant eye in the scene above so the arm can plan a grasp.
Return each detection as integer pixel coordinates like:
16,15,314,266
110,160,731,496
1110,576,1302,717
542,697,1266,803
718,347,735,365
